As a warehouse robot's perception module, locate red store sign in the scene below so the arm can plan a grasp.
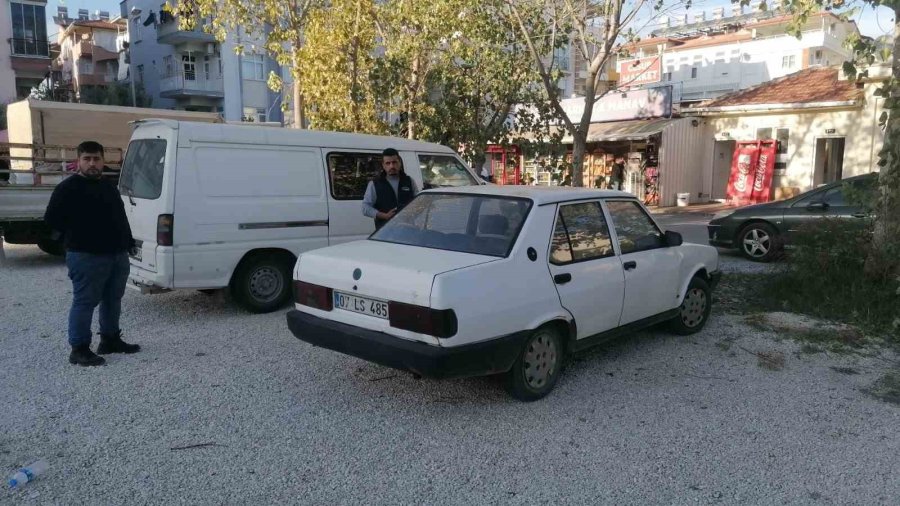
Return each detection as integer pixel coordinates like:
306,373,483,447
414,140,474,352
618,57,662,87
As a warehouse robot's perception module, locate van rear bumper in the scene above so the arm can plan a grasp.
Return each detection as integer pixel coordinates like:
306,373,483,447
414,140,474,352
128,262,172,294
286,310,529,379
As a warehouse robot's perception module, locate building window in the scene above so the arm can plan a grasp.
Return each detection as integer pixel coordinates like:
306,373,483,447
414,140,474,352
756,127,773,140
553,46,570,71
242,54,265,81
136,64,144,83
182,53,196,80
781,55,796,69
664,72,672,81
776,128,789,155
256,108,267,123
9,2,49,57
131,18,141,43
78,59,94,75
690,67,697,79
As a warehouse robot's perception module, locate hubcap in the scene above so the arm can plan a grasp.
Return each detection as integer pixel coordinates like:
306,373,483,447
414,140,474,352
742,228,770,258
523,331,558,389
680,288,707,328
248,266,283,303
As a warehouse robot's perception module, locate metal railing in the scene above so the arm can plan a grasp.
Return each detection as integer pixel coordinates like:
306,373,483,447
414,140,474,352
159,70,224,95
8,37,50,57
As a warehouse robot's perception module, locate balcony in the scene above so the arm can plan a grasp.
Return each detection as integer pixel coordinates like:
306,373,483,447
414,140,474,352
157,18,217,45
9,38,50,58
159,71,224,98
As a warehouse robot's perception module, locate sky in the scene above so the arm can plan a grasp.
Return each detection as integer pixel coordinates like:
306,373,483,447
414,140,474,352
45,0,896,40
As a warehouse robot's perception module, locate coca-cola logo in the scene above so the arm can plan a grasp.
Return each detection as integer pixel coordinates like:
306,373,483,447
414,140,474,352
753,154,768,192
734,153,751,192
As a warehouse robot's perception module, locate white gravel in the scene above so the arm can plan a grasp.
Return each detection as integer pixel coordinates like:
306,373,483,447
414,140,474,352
2,243,899,505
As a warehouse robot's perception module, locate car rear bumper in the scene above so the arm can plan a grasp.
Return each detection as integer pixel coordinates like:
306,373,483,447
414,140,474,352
286,310,529,379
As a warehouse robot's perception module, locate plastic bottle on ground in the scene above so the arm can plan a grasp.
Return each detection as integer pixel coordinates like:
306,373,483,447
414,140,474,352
8,460,48,488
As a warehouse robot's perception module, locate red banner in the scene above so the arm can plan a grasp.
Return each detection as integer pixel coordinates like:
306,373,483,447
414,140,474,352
727,141,776,205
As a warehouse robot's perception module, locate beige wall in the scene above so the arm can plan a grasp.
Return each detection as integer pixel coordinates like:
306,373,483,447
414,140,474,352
695,81,884,199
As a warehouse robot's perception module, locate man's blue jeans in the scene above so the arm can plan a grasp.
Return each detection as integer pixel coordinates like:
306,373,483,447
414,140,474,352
66,251,130,347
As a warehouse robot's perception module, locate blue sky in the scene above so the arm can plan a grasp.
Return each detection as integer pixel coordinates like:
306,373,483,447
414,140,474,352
45,0,895,39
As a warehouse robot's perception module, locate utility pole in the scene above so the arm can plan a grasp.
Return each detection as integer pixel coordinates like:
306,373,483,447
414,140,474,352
128,6,142,107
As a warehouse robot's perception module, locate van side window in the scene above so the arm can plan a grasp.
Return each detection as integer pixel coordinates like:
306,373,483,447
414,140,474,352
120,139,167,200
418,154,478,189
327,152,383,200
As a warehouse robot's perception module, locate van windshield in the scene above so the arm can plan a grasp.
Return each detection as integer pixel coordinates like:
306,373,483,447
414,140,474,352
370,193,532,257
120,139,167,200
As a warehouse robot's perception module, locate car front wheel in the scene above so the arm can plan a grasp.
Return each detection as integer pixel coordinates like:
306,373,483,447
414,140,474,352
505,326,564,402
738,222,780,262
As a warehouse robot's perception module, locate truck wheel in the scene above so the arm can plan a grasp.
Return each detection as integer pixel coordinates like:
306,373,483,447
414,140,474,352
669,276,712,335
229,252,294,313
37,238,65,256
504,326,564,402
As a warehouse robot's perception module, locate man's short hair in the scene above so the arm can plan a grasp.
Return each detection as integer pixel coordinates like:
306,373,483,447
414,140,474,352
77,141,104,156
382,148,400,158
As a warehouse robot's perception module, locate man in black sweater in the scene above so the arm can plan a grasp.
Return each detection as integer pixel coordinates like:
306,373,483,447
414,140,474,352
44,141,140,366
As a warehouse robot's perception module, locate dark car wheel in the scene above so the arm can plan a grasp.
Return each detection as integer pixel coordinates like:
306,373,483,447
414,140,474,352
230,252,294,313
669,276,712,335
505,326,564,402
738,222,780,262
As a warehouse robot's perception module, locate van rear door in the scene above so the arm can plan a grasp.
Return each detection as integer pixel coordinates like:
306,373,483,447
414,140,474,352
119,122,176,281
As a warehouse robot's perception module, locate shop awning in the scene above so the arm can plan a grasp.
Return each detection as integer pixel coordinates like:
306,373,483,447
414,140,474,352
519,117,680,144
582,118,676,142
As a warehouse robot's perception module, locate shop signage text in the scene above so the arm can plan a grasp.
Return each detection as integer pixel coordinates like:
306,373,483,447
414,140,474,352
560,87,673,123
618,57,662,87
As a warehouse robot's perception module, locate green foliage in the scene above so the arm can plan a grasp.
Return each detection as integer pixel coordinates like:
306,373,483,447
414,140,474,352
768,218,899,337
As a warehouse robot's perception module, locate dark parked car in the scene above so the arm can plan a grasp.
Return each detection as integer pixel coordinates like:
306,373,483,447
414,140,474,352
708,173,877,262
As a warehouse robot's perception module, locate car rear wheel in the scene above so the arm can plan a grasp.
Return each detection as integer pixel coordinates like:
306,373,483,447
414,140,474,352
230,252,294,313
669,276,712,335
738,222,780,262
505,326,564,402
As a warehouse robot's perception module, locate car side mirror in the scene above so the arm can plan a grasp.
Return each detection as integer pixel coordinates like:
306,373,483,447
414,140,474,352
807,201,829,211
664,230,683,247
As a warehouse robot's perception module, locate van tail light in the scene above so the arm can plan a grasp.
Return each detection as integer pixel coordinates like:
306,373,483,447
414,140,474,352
157,214,174,246
389,302,457,338
294,281,333,311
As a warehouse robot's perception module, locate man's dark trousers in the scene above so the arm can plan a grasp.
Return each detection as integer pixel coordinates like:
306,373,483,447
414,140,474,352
66,251,130,347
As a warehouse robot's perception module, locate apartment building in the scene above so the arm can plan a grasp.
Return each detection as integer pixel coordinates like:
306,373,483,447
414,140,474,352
51,8,126,102
118,0,283,122
2,0,52,102
617,4,857,105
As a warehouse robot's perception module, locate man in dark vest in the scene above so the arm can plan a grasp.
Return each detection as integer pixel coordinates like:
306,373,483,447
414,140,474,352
361,148,419,229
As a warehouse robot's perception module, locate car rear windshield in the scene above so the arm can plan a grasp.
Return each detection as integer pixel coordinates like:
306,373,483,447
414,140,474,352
371,193,532,257
120,139,167,200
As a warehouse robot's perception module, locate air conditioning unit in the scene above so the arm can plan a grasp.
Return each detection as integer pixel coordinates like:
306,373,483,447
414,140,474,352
206,43,215,55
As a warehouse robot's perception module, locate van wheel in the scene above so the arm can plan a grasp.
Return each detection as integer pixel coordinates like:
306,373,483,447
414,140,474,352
37,238,65,256
230,253,293,313
669,276,712,335
504,326,564,402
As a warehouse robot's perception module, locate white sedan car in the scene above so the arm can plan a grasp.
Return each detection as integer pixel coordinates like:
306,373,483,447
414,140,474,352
287,186,721,401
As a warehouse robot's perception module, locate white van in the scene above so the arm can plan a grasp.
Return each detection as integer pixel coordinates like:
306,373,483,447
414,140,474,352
119,119,483,313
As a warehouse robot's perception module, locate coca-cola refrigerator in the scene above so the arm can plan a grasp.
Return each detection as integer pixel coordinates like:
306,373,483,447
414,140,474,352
726,140,777,206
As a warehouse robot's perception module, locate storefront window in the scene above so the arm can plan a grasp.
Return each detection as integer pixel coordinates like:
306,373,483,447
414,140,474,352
776,128,789,155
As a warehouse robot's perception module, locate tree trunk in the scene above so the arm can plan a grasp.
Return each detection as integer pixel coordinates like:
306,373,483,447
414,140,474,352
571,129,587,188
293,79,306,129
865,7,900,278
407,55,420,139
350,0,362,131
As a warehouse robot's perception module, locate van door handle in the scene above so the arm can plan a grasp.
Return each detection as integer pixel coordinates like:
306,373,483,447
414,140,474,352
851,212,867,218
623,261,637,271
553,273,572,285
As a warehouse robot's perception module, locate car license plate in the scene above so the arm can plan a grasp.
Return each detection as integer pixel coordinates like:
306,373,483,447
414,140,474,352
333,291,389,319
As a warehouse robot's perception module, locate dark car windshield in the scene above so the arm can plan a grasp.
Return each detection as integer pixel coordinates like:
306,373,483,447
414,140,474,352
371,193,532,257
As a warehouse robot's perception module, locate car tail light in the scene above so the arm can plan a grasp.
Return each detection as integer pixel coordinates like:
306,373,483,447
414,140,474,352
294,281,333,311
389,302,457,338
157,214,174,246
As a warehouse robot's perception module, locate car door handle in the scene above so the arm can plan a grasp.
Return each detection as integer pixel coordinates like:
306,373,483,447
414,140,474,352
623,261,637,271
553,273,572,285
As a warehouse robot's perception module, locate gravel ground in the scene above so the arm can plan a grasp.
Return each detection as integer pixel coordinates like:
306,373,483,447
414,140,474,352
2,243,899,505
